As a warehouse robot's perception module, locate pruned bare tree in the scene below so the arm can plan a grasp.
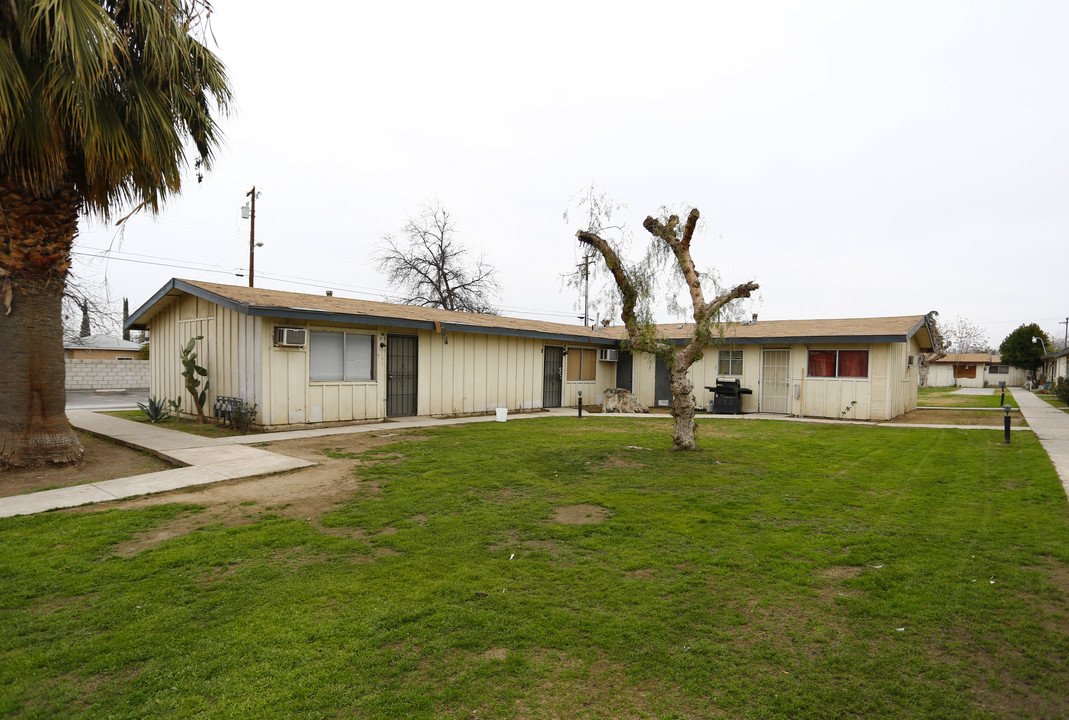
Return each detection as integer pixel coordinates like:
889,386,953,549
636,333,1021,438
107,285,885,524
917,311,949,386
376,202,499,314
576,206,759,451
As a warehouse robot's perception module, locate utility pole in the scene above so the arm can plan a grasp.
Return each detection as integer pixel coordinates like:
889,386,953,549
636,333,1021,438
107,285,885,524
577,254,592,326
243,187,262,288
1061,317,1068,349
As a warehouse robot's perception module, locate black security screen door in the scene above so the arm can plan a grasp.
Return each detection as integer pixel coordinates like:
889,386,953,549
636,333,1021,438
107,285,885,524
616,350,633,392
543,346,563,408
386,335,418,417
654,356,672,407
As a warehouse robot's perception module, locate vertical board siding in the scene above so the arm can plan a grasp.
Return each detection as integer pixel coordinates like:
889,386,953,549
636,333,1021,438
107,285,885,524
150,299,261,422
414,331,546,416
147,293,922,426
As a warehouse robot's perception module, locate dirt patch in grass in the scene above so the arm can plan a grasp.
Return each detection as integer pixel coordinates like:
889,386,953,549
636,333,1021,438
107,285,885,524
71,432,427,554
596,456,645,470
819,565,862,580
887,409,1028,426
551,504,611,525
1,431,173,497
511,648,689,719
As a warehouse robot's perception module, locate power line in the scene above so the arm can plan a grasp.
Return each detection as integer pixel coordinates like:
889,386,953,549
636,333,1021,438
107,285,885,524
72,248,584,322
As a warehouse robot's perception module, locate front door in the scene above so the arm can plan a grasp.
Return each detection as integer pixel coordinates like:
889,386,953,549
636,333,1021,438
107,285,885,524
543,346,563,408
616,350,633,392
654,357,672,407
761,349,790,414
386,334,418,417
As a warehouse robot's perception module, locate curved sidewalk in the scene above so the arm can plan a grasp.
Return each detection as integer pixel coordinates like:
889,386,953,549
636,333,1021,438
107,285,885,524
0,408,575,519
1010,389,1069,499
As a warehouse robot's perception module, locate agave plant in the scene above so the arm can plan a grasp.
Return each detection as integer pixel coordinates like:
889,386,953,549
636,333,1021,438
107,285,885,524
136,396,171,424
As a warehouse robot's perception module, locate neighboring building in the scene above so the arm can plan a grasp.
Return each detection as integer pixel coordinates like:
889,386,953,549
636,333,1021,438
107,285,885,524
126,279,937,429
925,353,1026,388
63,334,142,360
1042,348,1069,383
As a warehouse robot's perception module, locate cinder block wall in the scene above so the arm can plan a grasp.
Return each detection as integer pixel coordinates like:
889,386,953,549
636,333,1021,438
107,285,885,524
65,359,150,390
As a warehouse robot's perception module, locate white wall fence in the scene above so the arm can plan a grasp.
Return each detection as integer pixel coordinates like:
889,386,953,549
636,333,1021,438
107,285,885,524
65,359,150,390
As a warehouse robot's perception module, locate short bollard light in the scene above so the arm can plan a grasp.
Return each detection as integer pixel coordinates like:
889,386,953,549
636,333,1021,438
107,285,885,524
578,390,583,419
1002,404,1012,445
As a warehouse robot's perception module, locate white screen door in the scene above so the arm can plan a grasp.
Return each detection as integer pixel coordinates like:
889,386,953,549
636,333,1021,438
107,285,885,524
761,350,790,414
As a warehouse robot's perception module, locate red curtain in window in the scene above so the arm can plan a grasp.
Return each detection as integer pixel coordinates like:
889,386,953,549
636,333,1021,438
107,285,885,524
808,351,836,377
838,350,869,378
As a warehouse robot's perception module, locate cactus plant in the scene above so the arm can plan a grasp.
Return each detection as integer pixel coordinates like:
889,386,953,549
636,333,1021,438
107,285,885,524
180,336,210,423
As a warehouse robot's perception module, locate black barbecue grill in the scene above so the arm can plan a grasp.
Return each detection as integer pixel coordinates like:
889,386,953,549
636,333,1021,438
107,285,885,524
706,378,753,414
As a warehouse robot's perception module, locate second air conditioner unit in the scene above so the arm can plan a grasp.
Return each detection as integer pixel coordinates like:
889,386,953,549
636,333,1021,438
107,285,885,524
598,348,619,362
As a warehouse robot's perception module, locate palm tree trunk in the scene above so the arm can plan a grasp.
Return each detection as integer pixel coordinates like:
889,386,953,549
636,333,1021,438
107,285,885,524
0,180,83,468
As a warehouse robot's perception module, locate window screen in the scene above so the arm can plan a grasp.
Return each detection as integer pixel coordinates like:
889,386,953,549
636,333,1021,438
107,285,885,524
838,350,868,378
808,351,837,378
719,349,743,375
566,348,597,381
310,331,374,382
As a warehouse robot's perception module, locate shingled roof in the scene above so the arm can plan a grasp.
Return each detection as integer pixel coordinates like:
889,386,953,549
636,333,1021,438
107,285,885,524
932,353,1002,365
127,279,934,348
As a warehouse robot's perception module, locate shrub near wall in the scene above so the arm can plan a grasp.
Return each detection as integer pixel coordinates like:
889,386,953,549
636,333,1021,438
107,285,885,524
65,359,150,390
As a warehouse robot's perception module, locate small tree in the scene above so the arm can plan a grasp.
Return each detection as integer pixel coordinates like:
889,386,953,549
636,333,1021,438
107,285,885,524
122,298,131,341
999,323,1050,377
180,337,210,423
577,207,758,451
79,300,91,338
376,202,500,314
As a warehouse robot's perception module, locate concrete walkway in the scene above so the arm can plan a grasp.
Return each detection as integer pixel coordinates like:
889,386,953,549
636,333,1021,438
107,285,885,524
0,408,575,518
0,401,1050,519
1007,388,1069,498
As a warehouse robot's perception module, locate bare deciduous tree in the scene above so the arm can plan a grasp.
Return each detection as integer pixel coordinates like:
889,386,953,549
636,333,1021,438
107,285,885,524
944,315,991,353
577,206,759,451
376,203,499,314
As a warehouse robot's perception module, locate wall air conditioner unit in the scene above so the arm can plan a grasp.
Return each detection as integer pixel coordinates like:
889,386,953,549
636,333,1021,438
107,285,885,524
598,348,619,362
274,327,307,348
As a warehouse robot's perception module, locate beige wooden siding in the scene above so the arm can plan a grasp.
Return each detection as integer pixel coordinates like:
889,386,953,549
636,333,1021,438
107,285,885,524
561,346,614,406
148,296,261,422
260,320,383,427
888,338,918,418
418,331,544,415
801,343,878,420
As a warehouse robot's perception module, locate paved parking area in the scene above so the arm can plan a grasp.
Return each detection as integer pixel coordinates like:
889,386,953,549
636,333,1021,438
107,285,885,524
65,388,148,411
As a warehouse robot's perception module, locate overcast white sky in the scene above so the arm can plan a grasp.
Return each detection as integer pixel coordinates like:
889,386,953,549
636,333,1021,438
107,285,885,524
73,0,1069,349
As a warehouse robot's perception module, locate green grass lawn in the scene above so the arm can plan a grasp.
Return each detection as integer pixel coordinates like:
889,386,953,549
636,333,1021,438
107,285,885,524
1036,394,1069,413
103,410,254,438
918,386,1020,408
2,419,1067,719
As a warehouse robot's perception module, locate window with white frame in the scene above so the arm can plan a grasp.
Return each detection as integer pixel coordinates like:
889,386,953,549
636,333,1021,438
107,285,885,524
718,349,743,375
309,331,375,382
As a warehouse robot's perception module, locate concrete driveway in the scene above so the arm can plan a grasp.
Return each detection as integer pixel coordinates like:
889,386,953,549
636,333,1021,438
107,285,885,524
65,388,148,411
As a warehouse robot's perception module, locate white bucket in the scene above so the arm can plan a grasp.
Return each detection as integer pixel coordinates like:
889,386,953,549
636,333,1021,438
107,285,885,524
495,407,508,422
